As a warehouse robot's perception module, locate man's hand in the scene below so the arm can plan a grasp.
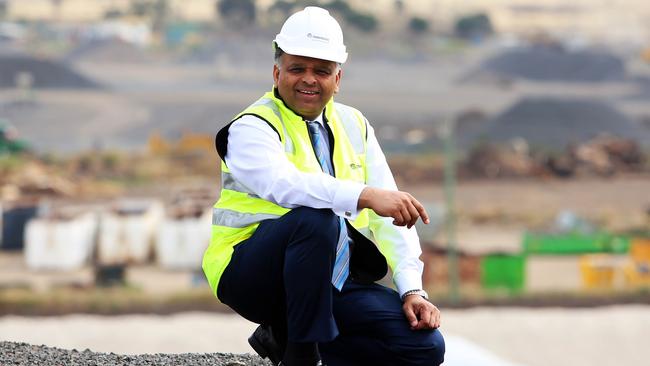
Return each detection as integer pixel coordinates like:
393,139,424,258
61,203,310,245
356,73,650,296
358,187,429,228
402,294,441,330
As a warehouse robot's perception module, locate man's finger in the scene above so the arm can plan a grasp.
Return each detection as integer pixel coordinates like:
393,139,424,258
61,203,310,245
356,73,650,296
392,211,405,226
400,206,412,227
429,310,438,329
430,306,441,329
417,305,432,330
413,199,430,224
403,305,418,328
406,202,420,228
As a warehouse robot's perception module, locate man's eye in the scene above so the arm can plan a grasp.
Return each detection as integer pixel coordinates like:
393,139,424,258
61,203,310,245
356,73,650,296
289,68,303,73
316,70,331,76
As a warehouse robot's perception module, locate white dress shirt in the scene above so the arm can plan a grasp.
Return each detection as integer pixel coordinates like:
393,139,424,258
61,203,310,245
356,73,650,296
225,112,424,297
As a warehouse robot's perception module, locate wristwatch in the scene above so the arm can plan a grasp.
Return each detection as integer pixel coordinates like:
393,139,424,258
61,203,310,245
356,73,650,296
401,289,429,301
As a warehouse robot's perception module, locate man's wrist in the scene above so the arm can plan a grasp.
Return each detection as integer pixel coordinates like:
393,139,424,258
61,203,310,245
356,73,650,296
357,186,375,210
333,181,365,219
401,289,428,301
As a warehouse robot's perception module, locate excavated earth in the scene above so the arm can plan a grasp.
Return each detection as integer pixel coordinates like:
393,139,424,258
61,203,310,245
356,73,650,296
0,341,272,366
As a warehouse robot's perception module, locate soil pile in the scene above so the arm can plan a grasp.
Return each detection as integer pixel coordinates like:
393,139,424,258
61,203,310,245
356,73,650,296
65,40,158,64
468,97,650,149
478,45,625,82
0,55,101,89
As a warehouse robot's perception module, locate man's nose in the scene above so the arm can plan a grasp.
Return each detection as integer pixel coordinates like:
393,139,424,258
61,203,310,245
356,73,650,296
301,71,317,84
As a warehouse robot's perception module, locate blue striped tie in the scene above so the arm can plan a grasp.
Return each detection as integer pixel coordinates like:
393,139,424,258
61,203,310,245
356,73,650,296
306,121,350,291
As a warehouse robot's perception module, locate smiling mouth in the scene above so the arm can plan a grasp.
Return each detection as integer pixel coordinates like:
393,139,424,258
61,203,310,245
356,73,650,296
297,89,319,95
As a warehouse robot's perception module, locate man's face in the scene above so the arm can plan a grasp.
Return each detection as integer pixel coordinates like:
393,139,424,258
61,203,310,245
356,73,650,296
273,53,341,121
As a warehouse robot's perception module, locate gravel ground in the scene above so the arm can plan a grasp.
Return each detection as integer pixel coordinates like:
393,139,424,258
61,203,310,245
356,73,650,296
0,341,272,366
3,306,650,366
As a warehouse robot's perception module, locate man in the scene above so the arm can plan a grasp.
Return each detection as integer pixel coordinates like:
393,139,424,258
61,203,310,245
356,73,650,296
203,6,444,366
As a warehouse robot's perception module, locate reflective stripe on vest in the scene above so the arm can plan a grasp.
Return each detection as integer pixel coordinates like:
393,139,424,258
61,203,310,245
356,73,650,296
212,207,282,228
222,171,259,197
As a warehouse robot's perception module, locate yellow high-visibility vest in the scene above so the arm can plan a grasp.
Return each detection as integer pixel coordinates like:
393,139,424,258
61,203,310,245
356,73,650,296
202,89,374,298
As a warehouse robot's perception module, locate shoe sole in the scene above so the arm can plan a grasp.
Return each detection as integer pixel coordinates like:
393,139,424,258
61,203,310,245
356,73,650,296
248,333,270,359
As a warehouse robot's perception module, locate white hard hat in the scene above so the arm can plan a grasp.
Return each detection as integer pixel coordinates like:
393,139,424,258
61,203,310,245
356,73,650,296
274,6,348,64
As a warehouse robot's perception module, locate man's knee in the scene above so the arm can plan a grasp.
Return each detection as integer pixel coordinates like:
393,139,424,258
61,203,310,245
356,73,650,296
425,329,445,365
286,207,339,245
394,328,445,366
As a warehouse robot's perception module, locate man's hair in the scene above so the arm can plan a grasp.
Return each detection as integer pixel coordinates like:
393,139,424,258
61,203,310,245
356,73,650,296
274,45,285,65
274,46,342,69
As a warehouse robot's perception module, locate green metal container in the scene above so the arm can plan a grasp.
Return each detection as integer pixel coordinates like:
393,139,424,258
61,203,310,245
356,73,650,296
480,254,526,292
523,232,630,255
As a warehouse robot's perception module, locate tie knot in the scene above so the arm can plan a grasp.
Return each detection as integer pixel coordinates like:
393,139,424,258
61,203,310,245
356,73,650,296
306,121,320,135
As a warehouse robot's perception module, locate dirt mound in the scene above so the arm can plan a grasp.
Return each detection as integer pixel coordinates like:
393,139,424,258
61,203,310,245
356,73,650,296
477,45,625,82
65,39,158,64
468,97,650,149
0,55,101,89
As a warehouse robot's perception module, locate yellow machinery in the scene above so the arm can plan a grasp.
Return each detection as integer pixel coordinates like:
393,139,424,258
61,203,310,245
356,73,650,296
642,48,650,63
148,132,213,155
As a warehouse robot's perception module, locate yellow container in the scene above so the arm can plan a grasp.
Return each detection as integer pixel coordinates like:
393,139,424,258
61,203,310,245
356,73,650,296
579,255,615,289
630,238,650,262
623,262,650,287
625,238,650,287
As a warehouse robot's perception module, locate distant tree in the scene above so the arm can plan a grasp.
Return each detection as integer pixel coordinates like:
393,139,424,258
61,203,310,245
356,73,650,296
218,0,256,24
346,12,378,32
151,0,169,32
324,0,351,14
454,13,493,40
408,17,429,34
128,0,169,31
269,0,295,17
104,9,124,19
394,0,404,14
131,0,149,17
322,1,377,33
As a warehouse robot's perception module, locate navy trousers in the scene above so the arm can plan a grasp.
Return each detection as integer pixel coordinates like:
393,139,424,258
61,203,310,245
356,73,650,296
217,207,445,366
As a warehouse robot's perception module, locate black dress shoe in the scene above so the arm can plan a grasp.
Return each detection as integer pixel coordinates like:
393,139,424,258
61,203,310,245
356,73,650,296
248,325,283,365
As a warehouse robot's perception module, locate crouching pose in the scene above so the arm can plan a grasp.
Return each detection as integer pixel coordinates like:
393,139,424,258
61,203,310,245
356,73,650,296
203,7,445,366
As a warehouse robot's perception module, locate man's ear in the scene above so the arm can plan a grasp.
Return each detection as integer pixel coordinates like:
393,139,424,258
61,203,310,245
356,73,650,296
334,68,342,93
273,64,280,87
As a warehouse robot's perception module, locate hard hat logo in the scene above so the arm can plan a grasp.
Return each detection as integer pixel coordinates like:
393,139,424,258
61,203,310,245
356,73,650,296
306,33,330,43
274,6,348,64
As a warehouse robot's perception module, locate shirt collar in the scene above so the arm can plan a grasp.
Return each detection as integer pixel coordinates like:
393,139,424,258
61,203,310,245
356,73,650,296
308,112,325,127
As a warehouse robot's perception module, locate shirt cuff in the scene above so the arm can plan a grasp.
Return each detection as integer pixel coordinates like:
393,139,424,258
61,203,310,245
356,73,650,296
393,269,423,298
332,180,366,221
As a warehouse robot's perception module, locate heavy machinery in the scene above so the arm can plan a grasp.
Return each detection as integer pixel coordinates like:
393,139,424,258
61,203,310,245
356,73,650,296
0,120,29,155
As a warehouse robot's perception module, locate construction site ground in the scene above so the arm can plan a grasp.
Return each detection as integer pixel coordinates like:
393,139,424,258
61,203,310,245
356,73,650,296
1,175,649,366
1,305,649,366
